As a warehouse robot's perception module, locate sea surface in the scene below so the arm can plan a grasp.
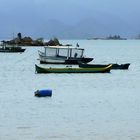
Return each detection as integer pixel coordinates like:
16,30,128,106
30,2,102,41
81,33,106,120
0,40,140,140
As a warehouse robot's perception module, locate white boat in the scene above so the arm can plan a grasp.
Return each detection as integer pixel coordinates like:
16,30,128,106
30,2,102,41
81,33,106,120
38,46,93,64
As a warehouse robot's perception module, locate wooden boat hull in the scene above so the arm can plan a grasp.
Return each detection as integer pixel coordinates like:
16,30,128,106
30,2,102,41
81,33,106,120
111,63,130,69
79,63,130,70
40,58,93,64
35,64,112,73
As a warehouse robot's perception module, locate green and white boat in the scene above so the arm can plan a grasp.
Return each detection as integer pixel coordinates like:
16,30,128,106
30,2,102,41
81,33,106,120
35,64,112,74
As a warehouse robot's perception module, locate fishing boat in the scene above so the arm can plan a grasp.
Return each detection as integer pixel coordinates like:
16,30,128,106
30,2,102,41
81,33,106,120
38,46,93,64
0,46,26,53
111,63,130,69
35,64,112,73
79,63,130,70
0,42,25,53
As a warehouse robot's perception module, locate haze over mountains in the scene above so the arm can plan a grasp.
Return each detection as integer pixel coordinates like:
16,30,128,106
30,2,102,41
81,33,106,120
0,0,140,39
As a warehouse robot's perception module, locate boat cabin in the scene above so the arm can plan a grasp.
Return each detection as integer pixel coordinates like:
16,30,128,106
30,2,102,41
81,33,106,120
44,46,84,59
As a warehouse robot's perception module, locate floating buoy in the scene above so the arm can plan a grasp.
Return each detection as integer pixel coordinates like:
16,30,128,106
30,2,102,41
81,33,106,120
35,89,52,97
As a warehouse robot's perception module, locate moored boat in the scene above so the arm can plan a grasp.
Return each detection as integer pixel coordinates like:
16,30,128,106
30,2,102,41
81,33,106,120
79,63,130,70
111,63,130,69
0,46,26,53
35,64,112,74
38,45,93,64
0,42,26,53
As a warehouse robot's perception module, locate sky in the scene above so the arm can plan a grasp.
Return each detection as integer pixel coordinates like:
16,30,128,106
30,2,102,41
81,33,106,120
0,0,140,39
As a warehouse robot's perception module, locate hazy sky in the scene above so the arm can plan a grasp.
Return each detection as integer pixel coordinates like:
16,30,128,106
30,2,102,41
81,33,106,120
0,0,139,21
0,0,140,38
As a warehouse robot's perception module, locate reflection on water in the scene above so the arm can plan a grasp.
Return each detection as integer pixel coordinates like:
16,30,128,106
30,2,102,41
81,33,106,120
0,40,140,140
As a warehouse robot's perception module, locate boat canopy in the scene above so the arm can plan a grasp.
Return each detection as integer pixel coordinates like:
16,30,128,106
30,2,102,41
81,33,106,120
44,46,84,58
44,45,84,50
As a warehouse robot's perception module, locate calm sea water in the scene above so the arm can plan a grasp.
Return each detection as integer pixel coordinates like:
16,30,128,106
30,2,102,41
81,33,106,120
0,40,140,140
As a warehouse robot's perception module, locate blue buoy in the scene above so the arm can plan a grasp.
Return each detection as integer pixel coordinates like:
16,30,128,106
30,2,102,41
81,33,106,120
35,89,52,97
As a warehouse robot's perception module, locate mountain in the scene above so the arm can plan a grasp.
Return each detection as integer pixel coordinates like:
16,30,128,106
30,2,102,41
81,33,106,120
37,17,138,39
0,0,140,39
0,17,139,39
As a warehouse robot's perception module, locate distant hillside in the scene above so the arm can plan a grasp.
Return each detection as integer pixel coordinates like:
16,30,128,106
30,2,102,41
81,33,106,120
38,18,139,39
0,17,139,39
